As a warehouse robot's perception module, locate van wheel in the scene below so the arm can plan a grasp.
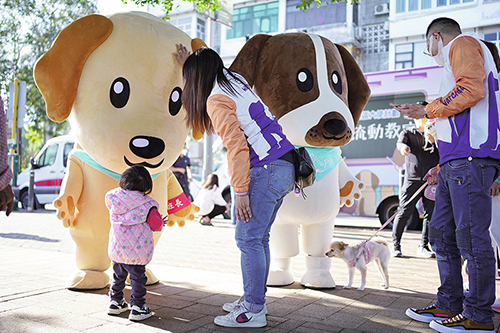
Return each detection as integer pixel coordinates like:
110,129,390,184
378,197,421,230
20,190,40,210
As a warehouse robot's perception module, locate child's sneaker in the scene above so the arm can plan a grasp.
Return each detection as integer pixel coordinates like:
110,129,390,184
222,296,268,315
429,314,494,332
406,304,459,323
128,304,153,321
107,298,129,315
214,304,267,328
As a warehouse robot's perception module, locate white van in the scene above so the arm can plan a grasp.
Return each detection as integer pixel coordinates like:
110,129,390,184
13,135,75,209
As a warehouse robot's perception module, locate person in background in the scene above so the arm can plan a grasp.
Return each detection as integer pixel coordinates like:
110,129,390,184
391,105,439,258
193,173,228,226
0,96,14,216
105,165,167,321
169,144,193,201
174,44,295,328
396,17,500,332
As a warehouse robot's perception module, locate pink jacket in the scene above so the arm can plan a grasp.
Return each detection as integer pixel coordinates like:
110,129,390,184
106,188,163,265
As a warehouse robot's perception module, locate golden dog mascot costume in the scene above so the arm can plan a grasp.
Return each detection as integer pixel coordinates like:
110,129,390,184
34,12,201,289
230,33,371,288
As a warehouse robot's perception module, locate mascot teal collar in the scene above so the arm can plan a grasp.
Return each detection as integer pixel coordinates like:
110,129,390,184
297,146,341,182
71,149,162,181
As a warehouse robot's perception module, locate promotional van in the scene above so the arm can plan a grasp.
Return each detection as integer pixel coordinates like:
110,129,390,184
340,66,443,229
13,135,75,209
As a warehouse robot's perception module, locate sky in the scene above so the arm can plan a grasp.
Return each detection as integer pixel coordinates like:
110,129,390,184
96,0,148,16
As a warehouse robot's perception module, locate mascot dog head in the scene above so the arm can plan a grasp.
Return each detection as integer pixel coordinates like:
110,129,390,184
34,12,205,175
230,33,370,147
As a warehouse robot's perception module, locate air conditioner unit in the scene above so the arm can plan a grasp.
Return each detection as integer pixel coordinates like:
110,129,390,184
374,3,389,15
354,27,363,40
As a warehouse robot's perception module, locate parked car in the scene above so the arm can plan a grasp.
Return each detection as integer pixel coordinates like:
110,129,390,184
13,135,75,209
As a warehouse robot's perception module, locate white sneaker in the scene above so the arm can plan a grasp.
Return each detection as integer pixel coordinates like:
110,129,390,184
416,245,435,258
128,304,153,321
107,298,129,315
492,298,500,313
214,304,267,328
222,296,268,314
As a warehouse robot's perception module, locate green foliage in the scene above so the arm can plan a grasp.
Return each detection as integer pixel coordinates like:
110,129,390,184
123,0,356,17
0,0,97,169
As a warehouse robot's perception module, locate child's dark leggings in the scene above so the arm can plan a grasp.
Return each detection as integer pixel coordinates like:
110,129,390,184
109,262,147,307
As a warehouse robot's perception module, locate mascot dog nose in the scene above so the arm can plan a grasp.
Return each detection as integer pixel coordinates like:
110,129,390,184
129,136,165,159
324,118,347,136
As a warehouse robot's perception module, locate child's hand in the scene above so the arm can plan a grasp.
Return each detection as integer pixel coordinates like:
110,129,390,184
491,182,500,197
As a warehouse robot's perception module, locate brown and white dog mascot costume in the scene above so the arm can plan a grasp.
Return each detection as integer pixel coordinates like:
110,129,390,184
230,33,370,288
34,12,201,289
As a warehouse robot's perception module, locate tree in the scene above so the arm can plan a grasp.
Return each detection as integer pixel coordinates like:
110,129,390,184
0,0,98,170
122,0,355,17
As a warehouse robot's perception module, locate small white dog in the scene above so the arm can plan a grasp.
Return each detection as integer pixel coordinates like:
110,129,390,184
325,237,390,291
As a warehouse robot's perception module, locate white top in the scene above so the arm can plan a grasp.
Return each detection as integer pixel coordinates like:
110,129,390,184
193,185,227,216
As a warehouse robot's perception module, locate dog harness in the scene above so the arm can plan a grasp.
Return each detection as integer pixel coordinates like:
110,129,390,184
348,241,375,267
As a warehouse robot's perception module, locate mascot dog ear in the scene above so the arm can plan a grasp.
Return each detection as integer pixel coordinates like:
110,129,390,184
34,15,113,123
229,34,271,86
335,44,371,127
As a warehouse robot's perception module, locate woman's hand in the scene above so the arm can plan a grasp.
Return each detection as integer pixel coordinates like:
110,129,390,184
173,43,191,65
490,182,500,197
234,194,252,223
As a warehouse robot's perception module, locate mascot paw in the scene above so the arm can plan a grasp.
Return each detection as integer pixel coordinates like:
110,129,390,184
66,270,109,290
53,195,76,227
339,177,364,208
169,203,199,227
300,269,336,289
267,268,295,287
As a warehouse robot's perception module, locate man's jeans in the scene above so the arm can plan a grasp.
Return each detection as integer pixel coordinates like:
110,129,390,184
234,159,294,313
430,157,499,325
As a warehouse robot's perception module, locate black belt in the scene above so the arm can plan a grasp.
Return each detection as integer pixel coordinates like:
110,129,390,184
278,150,295,164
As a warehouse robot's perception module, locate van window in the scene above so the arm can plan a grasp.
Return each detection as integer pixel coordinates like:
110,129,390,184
38,144,58,168
63,142,75,167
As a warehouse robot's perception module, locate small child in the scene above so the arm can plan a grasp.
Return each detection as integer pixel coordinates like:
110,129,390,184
105,165,166,321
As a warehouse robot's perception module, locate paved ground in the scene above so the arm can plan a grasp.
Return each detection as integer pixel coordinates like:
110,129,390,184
1,208,499,332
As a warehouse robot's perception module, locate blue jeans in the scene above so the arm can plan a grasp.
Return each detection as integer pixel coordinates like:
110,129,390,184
109,262,147,307
234,160,294,313
429,157,499,325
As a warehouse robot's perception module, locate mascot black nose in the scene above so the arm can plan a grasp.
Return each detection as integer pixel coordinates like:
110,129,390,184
129,136,165,159
324,119,346,136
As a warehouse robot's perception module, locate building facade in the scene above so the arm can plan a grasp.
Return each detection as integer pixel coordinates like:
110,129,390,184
147,0,499,73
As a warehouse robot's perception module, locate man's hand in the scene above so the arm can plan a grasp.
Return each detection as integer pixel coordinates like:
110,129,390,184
399,144,411,156
395,103,427,120
173,43,191,66
490,182,500,197
423,166,439,185
0,184,15,216
234,194,251,223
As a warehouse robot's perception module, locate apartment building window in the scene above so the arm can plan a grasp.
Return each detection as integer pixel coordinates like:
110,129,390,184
395,41,436,69
196,18,206,41
397,0,471,12
363,24,389,54
484,32,500,50
286,0,346,30
226,2,279,39
169,17,192,36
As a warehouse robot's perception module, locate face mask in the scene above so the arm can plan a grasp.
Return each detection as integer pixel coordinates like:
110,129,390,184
430,36,445,67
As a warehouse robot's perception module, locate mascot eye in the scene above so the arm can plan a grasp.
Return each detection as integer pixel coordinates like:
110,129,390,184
110,77,130,109
169,87,182,116
296,68,314,92
331,71,342,95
